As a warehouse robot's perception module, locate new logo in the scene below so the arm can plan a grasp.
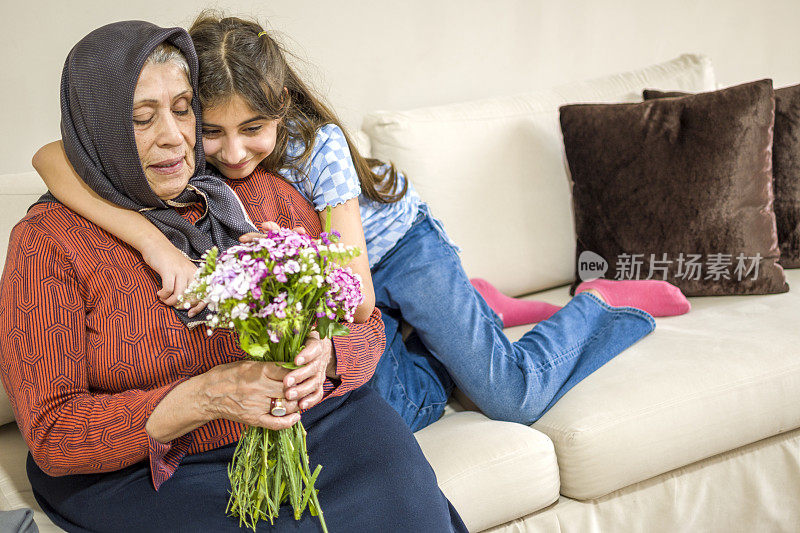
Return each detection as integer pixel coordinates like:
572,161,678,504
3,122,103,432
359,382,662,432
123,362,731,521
578,250,608,281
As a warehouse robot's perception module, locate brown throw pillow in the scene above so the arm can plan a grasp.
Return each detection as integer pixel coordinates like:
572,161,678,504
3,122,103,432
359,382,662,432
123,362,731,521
561,79,789,296
645,85,800,268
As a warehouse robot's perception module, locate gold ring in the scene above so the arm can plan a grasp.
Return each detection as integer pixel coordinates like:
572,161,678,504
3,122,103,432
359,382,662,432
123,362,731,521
270,398,287,417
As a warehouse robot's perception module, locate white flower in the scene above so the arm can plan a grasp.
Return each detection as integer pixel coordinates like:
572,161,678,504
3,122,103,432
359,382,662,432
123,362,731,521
230,302,250,320
285,260,301,274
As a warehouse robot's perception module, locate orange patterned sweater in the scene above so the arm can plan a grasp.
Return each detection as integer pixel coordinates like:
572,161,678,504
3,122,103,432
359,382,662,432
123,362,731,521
0,168,385,489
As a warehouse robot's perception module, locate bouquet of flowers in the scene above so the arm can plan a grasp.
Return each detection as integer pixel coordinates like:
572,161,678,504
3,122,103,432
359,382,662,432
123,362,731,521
183,211,363,532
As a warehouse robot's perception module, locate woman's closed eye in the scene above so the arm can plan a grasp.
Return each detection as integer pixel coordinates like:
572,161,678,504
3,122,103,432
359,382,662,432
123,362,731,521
243,125,262,134
133,114,153,126
173,97,192,118
133,107,190,127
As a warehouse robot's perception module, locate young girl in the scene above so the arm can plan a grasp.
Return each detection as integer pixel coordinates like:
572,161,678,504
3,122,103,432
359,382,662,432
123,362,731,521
33,13,690,432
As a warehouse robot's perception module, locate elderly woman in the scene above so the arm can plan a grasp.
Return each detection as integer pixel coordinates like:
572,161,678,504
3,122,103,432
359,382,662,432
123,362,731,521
0,21,466,532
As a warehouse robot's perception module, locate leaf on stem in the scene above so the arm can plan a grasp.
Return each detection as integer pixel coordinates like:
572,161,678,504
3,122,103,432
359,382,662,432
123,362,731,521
316,316,351,339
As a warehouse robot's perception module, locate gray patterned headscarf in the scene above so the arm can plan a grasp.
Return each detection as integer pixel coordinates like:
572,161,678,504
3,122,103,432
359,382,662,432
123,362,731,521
37,21,258,325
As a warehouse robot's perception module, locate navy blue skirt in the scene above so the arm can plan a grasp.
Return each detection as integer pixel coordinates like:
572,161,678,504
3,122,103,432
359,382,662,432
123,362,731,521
27,386,467,532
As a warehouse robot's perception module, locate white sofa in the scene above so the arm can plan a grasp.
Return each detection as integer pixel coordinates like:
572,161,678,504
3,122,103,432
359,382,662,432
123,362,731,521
2,54,800,532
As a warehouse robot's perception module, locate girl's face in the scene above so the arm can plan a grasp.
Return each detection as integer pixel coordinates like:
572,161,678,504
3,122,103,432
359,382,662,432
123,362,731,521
201,94,279,180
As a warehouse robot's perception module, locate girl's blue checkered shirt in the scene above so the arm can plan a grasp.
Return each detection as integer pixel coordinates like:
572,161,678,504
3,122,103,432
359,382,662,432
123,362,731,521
277,123,424,268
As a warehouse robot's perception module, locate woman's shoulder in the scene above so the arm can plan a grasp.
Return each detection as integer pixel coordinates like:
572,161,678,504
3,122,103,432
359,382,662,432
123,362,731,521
231,167,309,205
20,202,86,235
231,167,323,234
232,167,291,191
3,203,85,273
12,202,118,256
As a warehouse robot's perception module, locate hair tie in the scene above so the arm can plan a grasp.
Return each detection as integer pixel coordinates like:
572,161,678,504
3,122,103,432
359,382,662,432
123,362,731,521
258,31,268,37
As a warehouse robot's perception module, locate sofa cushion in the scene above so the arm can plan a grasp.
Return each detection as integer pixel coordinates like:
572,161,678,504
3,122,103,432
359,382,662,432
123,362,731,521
362,54,716,297
773,84,800,268
644,84,800,269
561,79,789,296
415,410,560,532
500,268,800,500
0,172,48,427
484,426,800,533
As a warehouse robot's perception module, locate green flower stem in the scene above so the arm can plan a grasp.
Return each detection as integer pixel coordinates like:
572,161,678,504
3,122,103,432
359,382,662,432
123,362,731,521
324,206,332,233
300,423,327,531
226,319,329,533
255,428,268,519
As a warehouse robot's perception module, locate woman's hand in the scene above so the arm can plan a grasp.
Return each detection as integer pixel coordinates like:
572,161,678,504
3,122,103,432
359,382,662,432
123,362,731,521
200,360,301,430
141,242,207,318
283,331,337,411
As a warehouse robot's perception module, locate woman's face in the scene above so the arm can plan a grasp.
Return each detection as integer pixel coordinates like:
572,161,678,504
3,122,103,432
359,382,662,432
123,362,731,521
132,61,196,200
201,94,279,180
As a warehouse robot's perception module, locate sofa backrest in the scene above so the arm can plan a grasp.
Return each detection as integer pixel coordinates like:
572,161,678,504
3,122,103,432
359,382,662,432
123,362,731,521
362,54,716,297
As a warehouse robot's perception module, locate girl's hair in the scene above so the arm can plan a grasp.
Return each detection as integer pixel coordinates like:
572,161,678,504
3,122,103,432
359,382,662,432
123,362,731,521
188,12,407,204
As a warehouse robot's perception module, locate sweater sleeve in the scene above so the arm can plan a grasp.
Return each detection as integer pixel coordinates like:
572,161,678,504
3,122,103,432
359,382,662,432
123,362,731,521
326,307,385,398
0,221,191,489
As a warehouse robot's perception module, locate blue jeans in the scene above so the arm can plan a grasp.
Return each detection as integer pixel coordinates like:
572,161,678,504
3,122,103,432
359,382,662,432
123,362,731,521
367,205,656,431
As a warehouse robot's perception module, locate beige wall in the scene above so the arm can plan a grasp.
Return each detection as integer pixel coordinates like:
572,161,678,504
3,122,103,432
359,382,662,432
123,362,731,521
1,0,799,175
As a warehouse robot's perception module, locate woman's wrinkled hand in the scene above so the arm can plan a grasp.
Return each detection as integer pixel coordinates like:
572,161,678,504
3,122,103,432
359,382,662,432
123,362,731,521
142,242,207,318
283,331,337,412
201,361,301,430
